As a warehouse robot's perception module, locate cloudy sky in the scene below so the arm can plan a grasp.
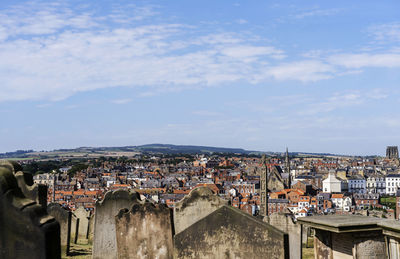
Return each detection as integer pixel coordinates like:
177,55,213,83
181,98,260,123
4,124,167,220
0,0,399,155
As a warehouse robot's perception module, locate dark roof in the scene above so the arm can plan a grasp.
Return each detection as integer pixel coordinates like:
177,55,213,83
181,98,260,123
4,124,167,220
269,199,289,203
317,192,331,200
387,174,400,178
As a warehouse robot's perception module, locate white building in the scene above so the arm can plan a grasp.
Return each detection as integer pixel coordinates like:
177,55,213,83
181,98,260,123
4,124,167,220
385,174,400,195
33,173,54,186
366,174,386,194
322,172,342,193
331,194,352,212
348,175,366,194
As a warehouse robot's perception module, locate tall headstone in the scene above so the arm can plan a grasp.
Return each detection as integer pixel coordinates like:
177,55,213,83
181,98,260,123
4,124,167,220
88,213,95,243
0,161,60,259
92,189,142,259
115,202,174,259
268,213,301,259
173,187,228,234
174,205,289,259
74,206,91,243
47,203,72,255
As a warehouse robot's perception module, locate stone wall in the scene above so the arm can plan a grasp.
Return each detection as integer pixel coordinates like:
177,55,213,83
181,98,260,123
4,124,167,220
92,189,142,259
173,187,228,234
115,202,174,259
174,205,289,259
0,161,60,259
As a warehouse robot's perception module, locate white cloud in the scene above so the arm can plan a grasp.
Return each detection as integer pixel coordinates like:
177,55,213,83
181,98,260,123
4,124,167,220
298,92,362,115
369,22,400,43
111,99,132,104
366,89,389,100
293,8,342,19
0,2,293,102
328,53,400,68
298,89,390,115
192,110,222,116
220,45,285,60
266,60,334,82
0,1,399,103
236,19,248,24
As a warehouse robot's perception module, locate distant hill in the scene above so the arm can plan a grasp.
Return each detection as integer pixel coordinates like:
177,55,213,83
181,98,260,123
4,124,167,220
0,144,352,158
0,150,34,159
57,144,257,155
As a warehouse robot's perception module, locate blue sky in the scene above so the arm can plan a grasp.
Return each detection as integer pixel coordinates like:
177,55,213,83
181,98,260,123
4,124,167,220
0,0,399,155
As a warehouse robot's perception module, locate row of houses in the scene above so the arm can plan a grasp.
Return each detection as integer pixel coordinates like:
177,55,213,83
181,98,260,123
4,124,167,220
323,171,400,195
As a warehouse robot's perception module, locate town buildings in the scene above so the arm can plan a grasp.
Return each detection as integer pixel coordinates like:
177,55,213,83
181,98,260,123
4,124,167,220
25,148,400,220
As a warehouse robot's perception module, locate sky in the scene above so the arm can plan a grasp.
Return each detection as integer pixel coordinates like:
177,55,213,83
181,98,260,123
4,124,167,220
0,0,399,155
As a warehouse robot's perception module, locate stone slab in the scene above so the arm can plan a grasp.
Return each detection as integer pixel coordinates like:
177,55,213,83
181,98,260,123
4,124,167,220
92,189,141,259
174,205,289,259
115,202,174,259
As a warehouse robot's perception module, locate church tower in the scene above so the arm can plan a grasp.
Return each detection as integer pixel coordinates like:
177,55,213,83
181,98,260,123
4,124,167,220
259,155,269,217
285,147,291,188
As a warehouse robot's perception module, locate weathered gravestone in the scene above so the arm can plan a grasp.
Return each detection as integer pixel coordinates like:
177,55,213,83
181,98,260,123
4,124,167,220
88,213,95,243
115,202,174,259
0,161,60,259
0,160,47,209
47,203,72,255
74,206,91,243
92,189,142,259
69,213,79,244
268,212,301,259
173,187,228,234
174,205,289,259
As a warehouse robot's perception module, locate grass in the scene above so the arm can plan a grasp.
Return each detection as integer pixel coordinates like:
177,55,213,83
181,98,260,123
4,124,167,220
381,197,396,203
61,241,92,259
302,237,314,259
380,197,396,209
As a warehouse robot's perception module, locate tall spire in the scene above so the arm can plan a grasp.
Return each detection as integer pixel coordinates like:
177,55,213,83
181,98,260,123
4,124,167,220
260,154,269,217
285,147,291,188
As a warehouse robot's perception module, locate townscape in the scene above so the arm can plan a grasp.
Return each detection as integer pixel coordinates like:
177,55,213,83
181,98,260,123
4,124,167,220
4,146,400,259
1,0,400,258
29,146,400,221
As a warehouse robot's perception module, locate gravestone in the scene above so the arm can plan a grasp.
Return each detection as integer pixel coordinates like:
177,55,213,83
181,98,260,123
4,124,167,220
92,189,142,259
88,213,95,243
74,206,91,242
173,187,228,234
47,203,72,255
174,205,289,259
268,213,301,259
0,161,60,259
0,160,47,209
70,214,79,244
115,202,174,259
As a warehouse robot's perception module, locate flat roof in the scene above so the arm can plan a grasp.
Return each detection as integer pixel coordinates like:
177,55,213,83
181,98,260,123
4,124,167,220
298,215,386,233
378,220,400,239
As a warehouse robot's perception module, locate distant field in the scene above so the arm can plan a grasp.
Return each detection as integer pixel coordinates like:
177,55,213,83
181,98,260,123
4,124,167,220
4,151,141,161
